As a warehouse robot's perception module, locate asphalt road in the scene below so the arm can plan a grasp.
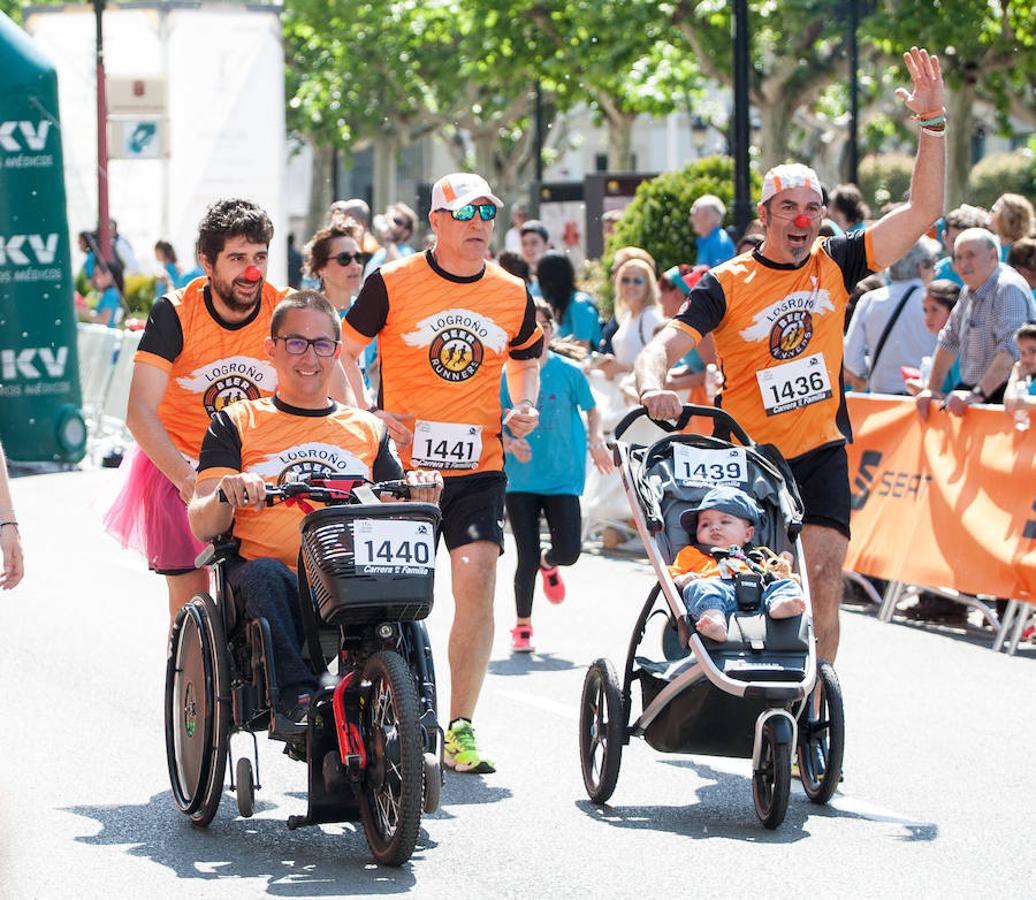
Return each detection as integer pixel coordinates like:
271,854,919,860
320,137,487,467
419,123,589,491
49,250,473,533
2,466,1033,898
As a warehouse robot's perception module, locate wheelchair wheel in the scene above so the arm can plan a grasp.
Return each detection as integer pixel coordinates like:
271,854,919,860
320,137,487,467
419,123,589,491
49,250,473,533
753,718,791,829
579,658,624,804
358,651,423,867
235,756,255,819
165,593,230,827
797,660,845,804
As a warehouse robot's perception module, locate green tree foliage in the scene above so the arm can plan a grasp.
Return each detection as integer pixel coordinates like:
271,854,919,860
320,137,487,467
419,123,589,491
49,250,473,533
666,0,860,171
604,156,761,278
864,0,1036,206
857,152,914,211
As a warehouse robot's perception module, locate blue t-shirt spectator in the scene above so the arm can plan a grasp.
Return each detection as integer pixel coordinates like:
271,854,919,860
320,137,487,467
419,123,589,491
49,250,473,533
501,353,596,495
557,291,602,348
933,255,963,287
176,265,204,289
363,243,416,279
95,287,123,328
695,226,736,269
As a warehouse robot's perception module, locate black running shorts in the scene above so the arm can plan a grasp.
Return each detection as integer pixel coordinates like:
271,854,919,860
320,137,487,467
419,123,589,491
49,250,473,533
787,442,851,540
439,471,507,553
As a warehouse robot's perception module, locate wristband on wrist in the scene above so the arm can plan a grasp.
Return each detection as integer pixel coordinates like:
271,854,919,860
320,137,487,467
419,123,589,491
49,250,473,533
911,107,945,121
970,385,988,402
921,127,946,138
915,113,946,128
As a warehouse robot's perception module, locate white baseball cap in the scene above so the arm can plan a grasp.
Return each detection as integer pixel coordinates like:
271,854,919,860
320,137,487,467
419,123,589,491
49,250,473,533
760,163,824,205
431,172,503,212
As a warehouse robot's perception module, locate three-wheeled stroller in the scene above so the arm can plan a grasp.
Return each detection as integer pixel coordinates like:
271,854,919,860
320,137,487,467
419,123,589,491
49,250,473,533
578,405,844,828
165,477,442,865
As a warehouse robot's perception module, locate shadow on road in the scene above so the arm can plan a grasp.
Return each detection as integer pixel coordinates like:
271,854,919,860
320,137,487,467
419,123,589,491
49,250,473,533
575,758,938,844
486,653,578,676
65,792,426,893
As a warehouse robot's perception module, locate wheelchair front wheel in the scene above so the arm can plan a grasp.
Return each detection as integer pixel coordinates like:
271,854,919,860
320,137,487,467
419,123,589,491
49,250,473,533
359,651,423,867
165,593,230,827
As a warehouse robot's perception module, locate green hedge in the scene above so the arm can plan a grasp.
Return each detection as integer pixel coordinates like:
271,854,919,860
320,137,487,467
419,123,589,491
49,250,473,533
858,152,914,211
967,151,1036,210
603,156,761,305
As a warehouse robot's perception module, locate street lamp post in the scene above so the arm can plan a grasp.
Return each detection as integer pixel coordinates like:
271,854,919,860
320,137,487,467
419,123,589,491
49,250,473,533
93,0,112,264
731,0,753,237
846,0,860,184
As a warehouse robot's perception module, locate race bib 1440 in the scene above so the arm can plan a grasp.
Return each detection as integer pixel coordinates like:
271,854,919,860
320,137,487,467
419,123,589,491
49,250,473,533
352,518,435,574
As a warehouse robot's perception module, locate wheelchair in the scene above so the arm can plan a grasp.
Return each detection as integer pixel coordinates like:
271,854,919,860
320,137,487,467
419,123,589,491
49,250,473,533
165,477,442,866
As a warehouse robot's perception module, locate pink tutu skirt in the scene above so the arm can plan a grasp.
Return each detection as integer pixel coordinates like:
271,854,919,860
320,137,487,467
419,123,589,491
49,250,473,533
104,447,207,572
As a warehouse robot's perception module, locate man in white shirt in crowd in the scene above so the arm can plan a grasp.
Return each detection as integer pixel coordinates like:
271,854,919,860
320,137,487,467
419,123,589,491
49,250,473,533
844,236,939,394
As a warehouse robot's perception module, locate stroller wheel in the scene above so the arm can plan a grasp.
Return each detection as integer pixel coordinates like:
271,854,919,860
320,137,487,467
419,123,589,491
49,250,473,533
797,660,845,804
753,718,791,829
579,659,624,804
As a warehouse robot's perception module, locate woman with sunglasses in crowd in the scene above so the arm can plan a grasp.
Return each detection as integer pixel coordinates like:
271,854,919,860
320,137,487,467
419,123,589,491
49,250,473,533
303,215,378,386
595,257,662,382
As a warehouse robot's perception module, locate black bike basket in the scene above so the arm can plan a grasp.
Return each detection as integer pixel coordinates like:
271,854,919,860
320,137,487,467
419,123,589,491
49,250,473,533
300,502,441,626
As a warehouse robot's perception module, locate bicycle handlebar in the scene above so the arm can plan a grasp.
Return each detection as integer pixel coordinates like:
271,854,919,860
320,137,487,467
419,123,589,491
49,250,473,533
217,477,411,506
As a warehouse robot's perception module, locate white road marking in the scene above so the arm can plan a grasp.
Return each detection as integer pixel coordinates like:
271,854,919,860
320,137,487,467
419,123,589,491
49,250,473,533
496,688,579,721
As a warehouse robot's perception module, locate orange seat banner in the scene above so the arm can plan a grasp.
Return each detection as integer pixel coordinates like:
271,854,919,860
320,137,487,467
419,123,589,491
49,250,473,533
844,395,1036,601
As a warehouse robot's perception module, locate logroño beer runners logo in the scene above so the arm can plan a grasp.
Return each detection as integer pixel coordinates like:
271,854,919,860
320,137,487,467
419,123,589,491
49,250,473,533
738,285,836,360
248,442,369,484
176,355,277,416
402,308,508,383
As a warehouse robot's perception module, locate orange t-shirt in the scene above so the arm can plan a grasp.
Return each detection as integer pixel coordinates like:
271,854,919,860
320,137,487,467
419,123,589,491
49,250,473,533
134,278,290,459
667,544,752,581
670,231,877,459
341,252,543,475
196,397,396,570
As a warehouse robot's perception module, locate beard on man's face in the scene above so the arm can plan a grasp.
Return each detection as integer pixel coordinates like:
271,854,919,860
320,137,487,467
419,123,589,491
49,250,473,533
210,269,262,312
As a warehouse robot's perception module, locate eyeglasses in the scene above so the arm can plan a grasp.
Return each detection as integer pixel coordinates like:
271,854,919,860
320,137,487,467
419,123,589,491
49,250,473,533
272,335,339,357
769,207,824,223
331,251,368,267
392,216,412,229
621,276,646,286
448,203,498,222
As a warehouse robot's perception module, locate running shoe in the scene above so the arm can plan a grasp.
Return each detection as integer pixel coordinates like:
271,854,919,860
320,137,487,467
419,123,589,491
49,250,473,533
444,719,496,774
511,624,534,653
540,563,565,603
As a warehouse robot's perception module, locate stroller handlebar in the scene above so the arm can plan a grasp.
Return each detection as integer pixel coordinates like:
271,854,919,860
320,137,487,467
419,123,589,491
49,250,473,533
615,404,754,446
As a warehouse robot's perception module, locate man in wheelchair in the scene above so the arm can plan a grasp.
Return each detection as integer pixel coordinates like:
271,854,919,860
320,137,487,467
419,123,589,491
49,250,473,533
188,291,442,735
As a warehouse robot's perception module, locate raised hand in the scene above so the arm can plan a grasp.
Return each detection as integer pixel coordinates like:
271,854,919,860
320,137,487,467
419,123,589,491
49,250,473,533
895,46,944,116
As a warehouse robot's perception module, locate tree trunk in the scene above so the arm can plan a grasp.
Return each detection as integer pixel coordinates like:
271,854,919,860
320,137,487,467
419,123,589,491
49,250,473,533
371,133,399,214
757,95,796,173
307,141,335,238
473,131,496,185
607,113,635,171
945,82,975,209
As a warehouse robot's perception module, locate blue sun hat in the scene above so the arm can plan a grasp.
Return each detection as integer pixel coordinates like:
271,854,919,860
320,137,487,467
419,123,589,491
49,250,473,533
679,485,761,534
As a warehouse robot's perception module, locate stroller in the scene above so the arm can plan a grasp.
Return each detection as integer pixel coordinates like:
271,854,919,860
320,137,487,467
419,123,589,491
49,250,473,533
578,404,845,828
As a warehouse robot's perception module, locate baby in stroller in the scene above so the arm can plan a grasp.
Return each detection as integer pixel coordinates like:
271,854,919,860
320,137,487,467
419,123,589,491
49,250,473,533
668,485,806,643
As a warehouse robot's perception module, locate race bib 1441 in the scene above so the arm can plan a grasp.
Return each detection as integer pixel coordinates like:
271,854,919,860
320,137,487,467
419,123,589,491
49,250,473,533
410,420,482,469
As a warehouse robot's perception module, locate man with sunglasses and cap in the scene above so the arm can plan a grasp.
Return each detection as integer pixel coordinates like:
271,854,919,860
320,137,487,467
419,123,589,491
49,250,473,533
636,46,946,667
338,172,543,774
108,199,354,625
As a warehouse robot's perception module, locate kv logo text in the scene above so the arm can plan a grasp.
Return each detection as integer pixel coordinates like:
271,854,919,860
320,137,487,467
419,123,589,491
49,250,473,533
0,121,50,152
0,234,59,266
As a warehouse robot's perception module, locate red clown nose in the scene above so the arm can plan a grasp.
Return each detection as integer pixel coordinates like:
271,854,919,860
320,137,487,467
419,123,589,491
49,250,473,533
242,265,262,282
793,213,812,229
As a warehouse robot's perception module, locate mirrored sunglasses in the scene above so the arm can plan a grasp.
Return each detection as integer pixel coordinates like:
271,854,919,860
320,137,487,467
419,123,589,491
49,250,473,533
273,336,339,357
451,203,497,222
332,251,368,267
621,275,646,285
